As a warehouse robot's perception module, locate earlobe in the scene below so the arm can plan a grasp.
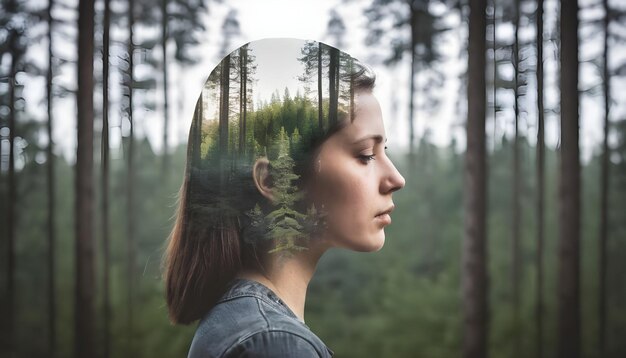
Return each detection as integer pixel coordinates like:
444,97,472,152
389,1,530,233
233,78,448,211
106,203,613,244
252,157,275,203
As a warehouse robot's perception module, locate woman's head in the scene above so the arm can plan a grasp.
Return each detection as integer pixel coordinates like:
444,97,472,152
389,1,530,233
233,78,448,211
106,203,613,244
304,91,405,252
164,38,405,324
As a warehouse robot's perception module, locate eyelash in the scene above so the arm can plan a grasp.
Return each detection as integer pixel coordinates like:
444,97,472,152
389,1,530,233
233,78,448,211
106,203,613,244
359,154,376,163
358,146,388,163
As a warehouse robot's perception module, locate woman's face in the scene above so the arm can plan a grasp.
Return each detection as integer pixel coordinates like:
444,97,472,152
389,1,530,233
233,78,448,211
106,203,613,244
306,91,406,252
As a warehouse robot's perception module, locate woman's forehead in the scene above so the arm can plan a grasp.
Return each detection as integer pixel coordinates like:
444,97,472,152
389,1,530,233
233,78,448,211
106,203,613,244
342,94,386,141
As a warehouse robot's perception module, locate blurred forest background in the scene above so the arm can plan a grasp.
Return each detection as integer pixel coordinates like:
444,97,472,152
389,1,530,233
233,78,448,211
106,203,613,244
1,0,625,357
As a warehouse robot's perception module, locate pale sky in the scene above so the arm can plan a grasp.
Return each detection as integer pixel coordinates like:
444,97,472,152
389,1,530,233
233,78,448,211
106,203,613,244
246,38,312,105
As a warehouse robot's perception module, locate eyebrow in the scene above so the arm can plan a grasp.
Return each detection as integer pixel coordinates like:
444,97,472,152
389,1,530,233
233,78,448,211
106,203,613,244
352,134,387,145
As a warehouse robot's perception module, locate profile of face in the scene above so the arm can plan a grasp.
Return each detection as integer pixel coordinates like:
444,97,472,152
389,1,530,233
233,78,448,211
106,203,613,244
186,38,405,257
301,92,405,252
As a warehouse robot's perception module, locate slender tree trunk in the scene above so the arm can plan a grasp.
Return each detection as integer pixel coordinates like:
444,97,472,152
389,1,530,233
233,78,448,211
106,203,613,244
408,7,417,156
7,30,19,358
492,0,497,153
558,0,581,356
463,0,488,356
328,46,339,127
243,46,247,157
239,51,243,151
126,0,136,355
512,0,521,354
162,0,169,174
318,42,323,129
0,63,4,358
102,0,112,356
334,51,340,114
192,96,203,167
178,69,185,146
76,0,96,356
239,45,247,156
599,0,610,355
46,1,57,357
219,55,230,154
535,0,545,357
349,58,355,121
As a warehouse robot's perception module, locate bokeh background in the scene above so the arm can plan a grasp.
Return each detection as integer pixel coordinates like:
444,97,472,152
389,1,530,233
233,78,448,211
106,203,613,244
1,0,625,357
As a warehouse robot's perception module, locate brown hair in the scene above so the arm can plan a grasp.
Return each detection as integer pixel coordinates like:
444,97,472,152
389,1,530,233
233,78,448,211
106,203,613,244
163,43,376,325
163,175,241,324
162,103,271,325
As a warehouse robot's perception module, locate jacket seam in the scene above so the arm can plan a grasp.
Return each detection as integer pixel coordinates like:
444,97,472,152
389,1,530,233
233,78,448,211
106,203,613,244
256,295,270,329
218,293,298,321
221,330,322,357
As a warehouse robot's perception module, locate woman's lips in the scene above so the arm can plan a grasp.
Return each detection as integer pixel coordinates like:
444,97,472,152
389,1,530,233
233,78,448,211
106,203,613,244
375,204,394,225
374,213,392,225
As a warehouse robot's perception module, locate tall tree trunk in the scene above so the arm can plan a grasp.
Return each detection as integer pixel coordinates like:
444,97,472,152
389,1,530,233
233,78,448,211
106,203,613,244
328,46,339,127
102,0,112,356
512,0,521,354
178,70,185,146
599,0,610,355
318,42,323,129
126,0,136,355
492,0,497,153
239,45,247,156
192,96,203,167
463,0,488,356
219,55,230,155
7,30,19,358
408,7,417,156
243,46,248,156
535,0,545,357
46,1,57,357
76,0,96,356
162,0,169,174
349,58,355,121
558,0,581,356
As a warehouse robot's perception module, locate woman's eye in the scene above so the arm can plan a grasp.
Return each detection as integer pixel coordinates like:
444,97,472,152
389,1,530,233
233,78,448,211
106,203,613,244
358,154,376,163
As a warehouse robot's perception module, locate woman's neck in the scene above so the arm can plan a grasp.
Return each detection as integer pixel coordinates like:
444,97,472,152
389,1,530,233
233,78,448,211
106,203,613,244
236,240,330,323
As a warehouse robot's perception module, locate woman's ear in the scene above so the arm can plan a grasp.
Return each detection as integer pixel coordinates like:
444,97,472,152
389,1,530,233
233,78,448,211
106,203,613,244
252,157,275,203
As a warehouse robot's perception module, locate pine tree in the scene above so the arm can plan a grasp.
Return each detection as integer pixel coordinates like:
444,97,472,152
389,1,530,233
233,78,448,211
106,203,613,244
265,127,308,256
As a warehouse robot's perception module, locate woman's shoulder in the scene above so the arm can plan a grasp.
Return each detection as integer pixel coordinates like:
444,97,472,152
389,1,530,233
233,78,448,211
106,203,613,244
221,330,327,357
187,279,333,357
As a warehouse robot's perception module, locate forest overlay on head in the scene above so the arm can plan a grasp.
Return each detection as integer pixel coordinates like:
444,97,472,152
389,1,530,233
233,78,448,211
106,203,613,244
183,38,375,257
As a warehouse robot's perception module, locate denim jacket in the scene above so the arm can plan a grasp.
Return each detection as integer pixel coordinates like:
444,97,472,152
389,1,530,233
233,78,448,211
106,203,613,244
187,278,335,357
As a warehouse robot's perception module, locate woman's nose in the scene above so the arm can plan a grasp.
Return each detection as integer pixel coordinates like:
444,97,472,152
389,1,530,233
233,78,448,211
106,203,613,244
382,160,406,194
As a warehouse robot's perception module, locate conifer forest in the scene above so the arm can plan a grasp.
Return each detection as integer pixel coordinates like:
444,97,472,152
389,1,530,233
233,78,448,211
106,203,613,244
1,0,625,357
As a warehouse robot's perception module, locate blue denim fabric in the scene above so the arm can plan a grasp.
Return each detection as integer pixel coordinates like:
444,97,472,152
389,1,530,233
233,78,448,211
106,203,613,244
187,278,334,357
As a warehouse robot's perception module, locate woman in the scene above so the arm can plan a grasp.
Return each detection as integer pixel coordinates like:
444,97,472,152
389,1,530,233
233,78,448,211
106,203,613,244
163,38,405,357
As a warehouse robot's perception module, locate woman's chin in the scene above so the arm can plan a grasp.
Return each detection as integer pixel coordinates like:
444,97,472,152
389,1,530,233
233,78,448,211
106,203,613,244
348,233,386,252
328,228,387,252
370,235,386,252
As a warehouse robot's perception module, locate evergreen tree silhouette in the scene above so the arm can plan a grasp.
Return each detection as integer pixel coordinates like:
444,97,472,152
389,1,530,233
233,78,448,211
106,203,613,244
265,127,309,256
